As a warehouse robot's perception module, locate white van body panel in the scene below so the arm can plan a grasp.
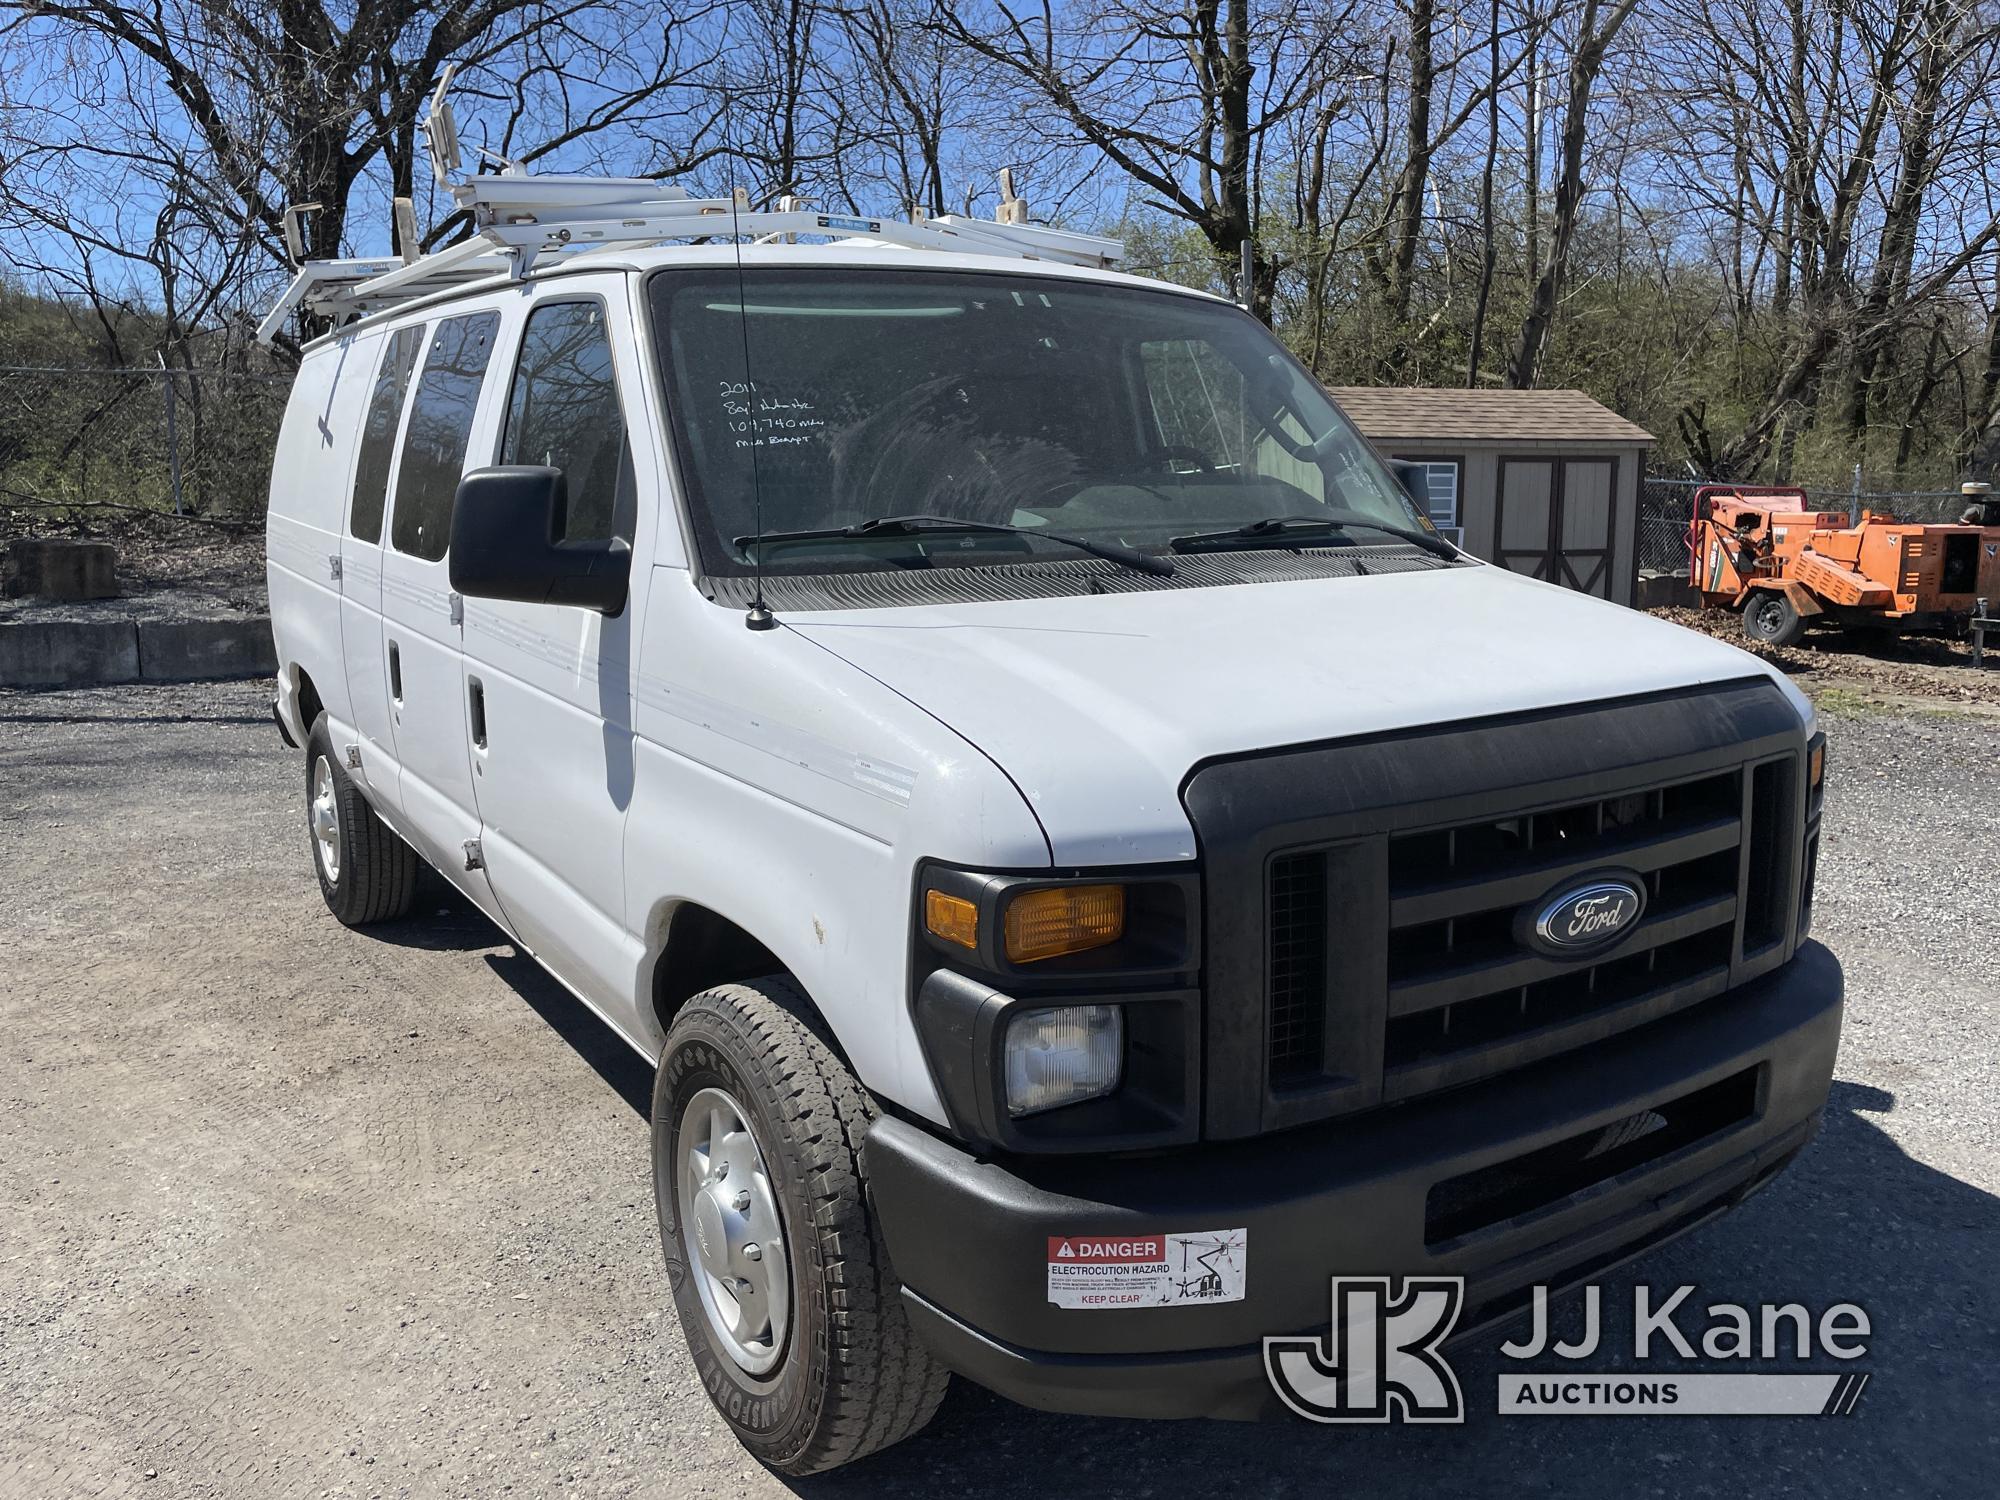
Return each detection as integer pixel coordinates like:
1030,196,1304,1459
267,335,372,736
331,328,401,801
789,562,1807,866
622,572,1049,1118
458,273,665,1031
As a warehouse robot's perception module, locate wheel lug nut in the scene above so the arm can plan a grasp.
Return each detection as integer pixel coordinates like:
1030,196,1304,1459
715,1162,728,1180
742,1243,761,1262
732,1191,751,1211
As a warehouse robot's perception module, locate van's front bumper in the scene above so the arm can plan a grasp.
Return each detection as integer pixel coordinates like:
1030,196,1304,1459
864,941,1841,1421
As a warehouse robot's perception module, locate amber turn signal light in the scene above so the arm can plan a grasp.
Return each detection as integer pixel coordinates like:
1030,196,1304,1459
925,889,980,950
1808,738,1826,794
1004,885,1125,964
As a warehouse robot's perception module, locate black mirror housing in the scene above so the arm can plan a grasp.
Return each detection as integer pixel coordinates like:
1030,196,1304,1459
448,466,630,614
1387,460,1430,511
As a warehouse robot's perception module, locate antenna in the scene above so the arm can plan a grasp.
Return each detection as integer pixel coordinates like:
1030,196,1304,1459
392,197,419,265
423,64,463,187
728,181,776,631
281,203,320,266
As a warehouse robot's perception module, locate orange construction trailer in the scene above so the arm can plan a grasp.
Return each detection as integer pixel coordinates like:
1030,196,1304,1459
1688,483,2000,646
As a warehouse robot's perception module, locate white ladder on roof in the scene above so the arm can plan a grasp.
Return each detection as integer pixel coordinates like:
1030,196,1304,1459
256,171,1123,345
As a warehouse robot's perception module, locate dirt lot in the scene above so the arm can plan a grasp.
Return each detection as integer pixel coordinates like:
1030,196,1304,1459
1655,604,2000,713
1,679,1996,1499
0,518,263,625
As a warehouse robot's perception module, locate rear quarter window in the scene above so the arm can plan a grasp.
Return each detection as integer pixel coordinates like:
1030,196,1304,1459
350,324,426,543
391,311,500,561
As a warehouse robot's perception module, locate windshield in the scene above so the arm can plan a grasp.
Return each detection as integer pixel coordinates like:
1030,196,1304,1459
648,267,1425,577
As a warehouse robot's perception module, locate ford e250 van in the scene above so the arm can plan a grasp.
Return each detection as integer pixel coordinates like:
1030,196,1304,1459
263,176,1839,1474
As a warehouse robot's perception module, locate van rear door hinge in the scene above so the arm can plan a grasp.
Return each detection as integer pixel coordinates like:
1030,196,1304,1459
449,591,464,626
462,839,484,871
343,744,362,770
328,555,343,581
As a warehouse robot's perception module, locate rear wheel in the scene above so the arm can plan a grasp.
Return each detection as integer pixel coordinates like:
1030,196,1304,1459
653,979,947,1475
1741,591,1807,647
304,714,420,926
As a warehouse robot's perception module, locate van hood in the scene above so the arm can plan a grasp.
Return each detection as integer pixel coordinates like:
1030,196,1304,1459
786,562,1808,865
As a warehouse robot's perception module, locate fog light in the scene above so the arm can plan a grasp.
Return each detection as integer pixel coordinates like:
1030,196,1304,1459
1003,1005,1122,1117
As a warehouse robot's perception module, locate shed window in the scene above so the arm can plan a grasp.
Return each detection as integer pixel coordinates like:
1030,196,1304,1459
1396,458,1460,531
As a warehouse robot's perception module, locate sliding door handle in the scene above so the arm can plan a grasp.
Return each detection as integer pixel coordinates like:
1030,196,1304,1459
387,642,402,703
467,677,487,749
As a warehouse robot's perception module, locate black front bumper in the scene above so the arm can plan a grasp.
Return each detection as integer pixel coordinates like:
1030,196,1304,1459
864,941,1842,1420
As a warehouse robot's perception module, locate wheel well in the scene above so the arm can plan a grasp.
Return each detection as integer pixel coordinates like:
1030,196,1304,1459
294,666,325,734
651,903,786,1036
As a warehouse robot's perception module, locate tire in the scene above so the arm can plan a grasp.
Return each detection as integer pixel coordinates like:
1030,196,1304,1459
1741,591,1806,647
303,713,420,926
653,978,948,1476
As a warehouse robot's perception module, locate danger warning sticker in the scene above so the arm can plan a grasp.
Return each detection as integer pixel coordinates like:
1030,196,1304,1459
1046,1229,1248,1309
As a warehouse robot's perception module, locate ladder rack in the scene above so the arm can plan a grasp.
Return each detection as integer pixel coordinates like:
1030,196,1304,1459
256,173,1124,345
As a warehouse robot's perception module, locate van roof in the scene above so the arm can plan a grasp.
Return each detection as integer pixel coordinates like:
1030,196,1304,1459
287,244,1226,356
263,174,1225,351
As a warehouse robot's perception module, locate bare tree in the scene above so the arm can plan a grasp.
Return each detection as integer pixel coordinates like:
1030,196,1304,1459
1504,0,1639,388
929,0,1364,321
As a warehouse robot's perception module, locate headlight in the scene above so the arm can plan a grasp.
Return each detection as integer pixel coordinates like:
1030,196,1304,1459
1004,1004,1122,1116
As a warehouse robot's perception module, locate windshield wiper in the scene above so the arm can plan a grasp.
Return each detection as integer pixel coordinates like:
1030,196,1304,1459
735,513,1176,577
1168,512,1459,562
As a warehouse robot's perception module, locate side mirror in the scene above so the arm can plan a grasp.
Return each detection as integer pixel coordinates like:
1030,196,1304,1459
1387,460,1430,510
448,466,629,614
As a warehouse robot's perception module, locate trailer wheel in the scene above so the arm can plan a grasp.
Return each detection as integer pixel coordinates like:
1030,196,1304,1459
1741,591,1806,647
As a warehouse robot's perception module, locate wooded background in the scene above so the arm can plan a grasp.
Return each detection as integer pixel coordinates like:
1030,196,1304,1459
6,0,2000,498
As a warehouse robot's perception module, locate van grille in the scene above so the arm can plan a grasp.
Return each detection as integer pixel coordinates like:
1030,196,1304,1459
1266,758,1798,1105
1268,852,1329,1081
1182,679,1811,1139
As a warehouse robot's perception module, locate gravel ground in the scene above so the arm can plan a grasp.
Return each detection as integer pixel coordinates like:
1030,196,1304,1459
0,680,1994,1499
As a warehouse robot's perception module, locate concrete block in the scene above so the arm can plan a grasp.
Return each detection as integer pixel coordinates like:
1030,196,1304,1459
137,617,277,682
4,539,118,600
0,619,140,687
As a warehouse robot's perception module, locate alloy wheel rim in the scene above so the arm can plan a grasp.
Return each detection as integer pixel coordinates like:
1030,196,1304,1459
310,756,342,884
676,1086,791,1376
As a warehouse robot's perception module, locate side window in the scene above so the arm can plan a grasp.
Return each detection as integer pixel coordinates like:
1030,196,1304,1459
391,311,500,561
1141,338,1248,469
499,300,635,544
349,324,425,543
1140,338,1329,501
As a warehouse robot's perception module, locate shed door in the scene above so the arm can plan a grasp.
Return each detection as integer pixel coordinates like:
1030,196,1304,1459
1495,456,1619,598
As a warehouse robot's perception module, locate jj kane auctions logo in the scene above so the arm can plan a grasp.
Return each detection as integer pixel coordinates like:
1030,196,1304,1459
1265,1278,1873,1421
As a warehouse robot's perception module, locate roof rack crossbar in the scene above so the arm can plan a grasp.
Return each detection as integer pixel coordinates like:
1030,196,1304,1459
258,176,1123,344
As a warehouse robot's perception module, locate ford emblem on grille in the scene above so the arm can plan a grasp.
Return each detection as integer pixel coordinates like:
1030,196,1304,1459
1522,876,1646,957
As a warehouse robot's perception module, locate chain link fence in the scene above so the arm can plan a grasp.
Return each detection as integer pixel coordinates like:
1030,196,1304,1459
1637,475,1982,576
0,365,290,523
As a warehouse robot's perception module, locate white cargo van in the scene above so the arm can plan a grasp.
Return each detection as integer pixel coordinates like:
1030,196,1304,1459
263,170,1838,1473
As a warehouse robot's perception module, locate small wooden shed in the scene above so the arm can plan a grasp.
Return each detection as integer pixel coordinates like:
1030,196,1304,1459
1328,387,1655,606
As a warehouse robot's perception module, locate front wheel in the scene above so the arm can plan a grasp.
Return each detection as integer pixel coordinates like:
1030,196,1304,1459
1741,590,1807,647
653,979,947,1475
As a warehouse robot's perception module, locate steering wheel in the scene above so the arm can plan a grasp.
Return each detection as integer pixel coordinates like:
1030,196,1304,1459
1149,444,1215,475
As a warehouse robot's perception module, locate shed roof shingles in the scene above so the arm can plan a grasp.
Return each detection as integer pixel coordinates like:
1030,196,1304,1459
1326,386,1655,445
